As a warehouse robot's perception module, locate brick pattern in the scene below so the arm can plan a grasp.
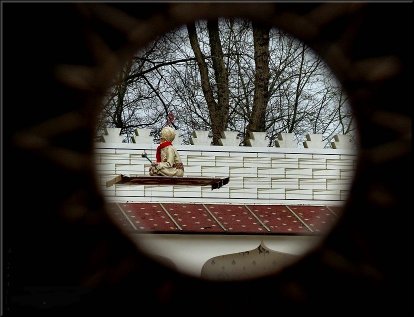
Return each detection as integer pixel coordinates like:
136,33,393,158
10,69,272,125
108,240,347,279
95,143,357,204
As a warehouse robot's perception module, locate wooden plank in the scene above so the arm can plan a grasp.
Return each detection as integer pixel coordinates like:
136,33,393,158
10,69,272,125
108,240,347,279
106,175,123,187
106,174,229,190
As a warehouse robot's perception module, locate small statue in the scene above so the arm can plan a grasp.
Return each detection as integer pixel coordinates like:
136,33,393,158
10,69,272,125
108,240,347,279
149,127,184,177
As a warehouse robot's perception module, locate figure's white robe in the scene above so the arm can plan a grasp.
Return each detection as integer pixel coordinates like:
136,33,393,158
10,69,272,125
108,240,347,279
150,145,184,177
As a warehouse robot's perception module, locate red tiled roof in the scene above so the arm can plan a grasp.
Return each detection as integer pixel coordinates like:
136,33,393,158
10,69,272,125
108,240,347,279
107,203,341,235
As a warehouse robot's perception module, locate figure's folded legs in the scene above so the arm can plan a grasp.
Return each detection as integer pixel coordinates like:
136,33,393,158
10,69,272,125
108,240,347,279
149,166,157,176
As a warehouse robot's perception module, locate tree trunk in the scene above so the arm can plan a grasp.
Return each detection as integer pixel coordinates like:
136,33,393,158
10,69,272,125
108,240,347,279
187,20,230,145
113,60,133,130
288,43,305,133
245,22,270,144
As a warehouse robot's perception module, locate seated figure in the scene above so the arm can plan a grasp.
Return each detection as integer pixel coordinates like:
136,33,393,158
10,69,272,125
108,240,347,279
149,126,184,177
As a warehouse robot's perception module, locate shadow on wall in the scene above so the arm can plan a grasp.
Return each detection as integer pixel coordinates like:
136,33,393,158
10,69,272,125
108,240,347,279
4,2,412,316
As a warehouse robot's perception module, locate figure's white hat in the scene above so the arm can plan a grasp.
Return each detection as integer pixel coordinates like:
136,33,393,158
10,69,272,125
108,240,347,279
161,126,176,142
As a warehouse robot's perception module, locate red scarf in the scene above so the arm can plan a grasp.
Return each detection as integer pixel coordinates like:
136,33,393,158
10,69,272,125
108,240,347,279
156,141,172,162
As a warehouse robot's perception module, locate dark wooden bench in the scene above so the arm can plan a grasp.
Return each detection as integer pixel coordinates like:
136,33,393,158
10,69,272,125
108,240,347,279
106,175,230,190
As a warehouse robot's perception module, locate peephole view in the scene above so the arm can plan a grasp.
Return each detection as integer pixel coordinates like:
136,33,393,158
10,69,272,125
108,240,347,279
94,19,358,280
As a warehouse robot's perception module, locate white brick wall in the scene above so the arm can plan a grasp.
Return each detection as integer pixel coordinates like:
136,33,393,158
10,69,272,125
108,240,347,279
94,143,357,205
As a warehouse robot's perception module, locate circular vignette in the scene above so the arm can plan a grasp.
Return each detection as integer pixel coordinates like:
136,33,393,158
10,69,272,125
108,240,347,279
6,2,411,316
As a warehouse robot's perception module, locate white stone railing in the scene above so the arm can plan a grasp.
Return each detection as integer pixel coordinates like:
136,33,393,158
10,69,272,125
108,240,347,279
95,142,357,205
99,128,357,149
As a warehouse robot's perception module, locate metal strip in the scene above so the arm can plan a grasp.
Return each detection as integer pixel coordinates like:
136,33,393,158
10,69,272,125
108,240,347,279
202,204,227,231
326,205,338,216
159,203,183,230
285,205,313,232
244,205,271,232
115,203,137,230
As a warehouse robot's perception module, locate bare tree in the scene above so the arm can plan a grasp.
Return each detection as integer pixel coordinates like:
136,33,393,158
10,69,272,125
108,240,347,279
97,19,355,148
187,19,230,145
245,22,271,144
